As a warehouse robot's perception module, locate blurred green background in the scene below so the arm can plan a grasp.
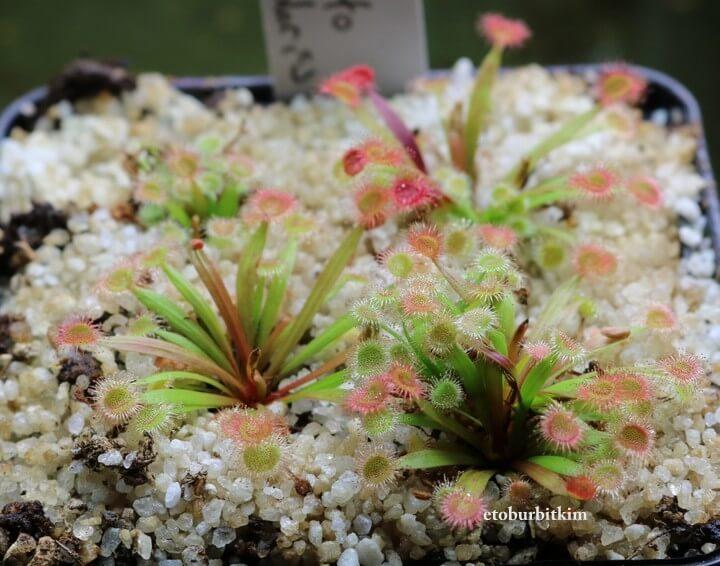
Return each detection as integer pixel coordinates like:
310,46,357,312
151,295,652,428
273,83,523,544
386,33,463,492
1,0,718,167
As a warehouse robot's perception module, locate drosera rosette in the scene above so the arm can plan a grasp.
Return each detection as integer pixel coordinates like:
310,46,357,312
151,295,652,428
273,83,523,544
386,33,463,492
319,18,654,281
320,65,427,174
355,442,400,490
53,184,413,420
89,370,179,437
341,143,453,235
340,225,699,529
129,134,255,229
215,407,289,478
625,174,665,209
52,313,103,355
431,471,492,532
654,350,707,398
495,63,649,191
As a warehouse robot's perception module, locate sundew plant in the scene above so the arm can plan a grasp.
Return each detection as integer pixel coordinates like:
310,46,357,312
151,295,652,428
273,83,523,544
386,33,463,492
131,136,254,228
54,142,446,471
344,223,704,529
320,13,658,274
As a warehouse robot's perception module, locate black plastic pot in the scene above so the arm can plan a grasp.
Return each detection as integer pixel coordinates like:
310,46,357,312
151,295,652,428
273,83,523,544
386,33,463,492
1,66,719,565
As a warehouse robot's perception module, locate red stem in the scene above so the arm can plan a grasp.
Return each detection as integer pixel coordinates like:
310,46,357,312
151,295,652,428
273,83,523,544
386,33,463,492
368,90,427,173
266,350,347,402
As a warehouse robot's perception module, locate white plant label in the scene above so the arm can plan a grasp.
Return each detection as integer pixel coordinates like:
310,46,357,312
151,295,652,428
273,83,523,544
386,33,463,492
260,0,428,97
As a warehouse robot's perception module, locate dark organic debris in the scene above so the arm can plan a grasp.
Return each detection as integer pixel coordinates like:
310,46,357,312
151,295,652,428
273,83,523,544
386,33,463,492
0,315,16,355
646,495,720,557
181,470,208,499
54,533,82,563
71,432,155,486
181,545,208,566
0,528,10,558
71,433,122,470
119,435,156,486
101,510,134,532
0,203,67,274
226,517,279,562
44,59,136,115
56,352,103,387
0,500,53,540
289,410,312,433
292,475,312,496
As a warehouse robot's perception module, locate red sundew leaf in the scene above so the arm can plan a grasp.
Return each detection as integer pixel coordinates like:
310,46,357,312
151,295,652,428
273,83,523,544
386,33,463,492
477,346,514,372
367,90,427,173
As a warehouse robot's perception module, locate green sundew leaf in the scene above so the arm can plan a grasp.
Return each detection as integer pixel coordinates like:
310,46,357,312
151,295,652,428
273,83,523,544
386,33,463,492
399,412,438,429
397,449,483,470
503,107,600,188
521,175,567,195
464,45,502,178
174,405,212,414
583,428,609,446
257,242,298,349
527,455,583,477
103,336,237,386
237,221,268,336
487,329,508,356
540,375,590,398
161,263,232,360
267,226,363,377
288,369,348,394
142,388,235,408
455,469,495,496
508,404,531,453
283,387,346,403
448,346,483,403
439,199,480,224
530,394,552,411
513,460,569,496
280,370,349,402
405,323,441,377
195,134,223,155
519,357,555,407
256,272,288,347
496,295,516,342
212,183,242,217
189,184,210,218
536,224,577,244
156,329,207,358
197,171,224,196
524,188,579,210
165,201,192,228
138,203,166,226
484,363,505,446
133,287,233,374
280,313,355,377
250,273,266,337
417,399,484,450
137,371,233,396
473,205,507,225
